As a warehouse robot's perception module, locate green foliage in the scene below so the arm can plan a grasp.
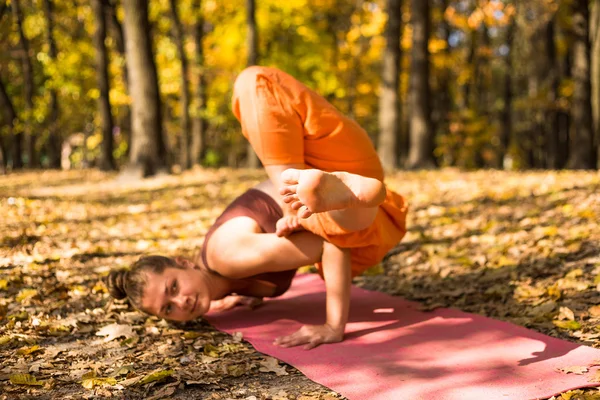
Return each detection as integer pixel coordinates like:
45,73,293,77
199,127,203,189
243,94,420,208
0,0,594,169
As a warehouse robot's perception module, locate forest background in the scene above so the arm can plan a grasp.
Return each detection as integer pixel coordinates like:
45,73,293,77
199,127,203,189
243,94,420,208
1,0,599,176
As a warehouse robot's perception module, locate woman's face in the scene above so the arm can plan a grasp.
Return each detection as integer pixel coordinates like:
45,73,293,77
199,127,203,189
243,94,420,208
140,264,211,322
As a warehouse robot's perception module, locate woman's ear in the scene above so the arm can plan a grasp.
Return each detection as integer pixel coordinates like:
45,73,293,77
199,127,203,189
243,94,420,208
174,256,195,269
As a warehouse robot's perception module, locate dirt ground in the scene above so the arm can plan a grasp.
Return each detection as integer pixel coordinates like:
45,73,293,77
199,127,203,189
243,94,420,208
0,168,599,399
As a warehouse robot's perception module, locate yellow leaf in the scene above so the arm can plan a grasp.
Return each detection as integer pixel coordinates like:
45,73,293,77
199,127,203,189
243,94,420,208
565,269,584,279
81,375,117,389
542,226,559,237
0,336,12,346
183,331,202,340
138,369,174,385
203,343,220,358
16,289,38,303
0,279,7,290
10,373,44,386
553,320,581,331
17,345,42,356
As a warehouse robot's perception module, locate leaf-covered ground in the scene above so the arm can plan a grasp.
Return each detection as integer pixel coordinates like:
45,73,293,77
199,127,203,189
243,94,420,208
0,168,599,400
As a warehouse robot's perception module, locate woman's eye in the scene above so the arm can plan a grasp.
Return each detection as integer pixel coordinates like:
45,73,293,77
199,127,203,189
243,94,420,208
165,304,172,315
171,281,178,294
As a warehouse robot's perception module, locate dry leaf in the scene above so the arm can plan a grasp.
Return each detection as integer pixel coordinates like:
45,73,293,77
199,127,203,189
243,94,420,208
556,366,589,375
588,306,600,318
259,357,288,376
588,370,600,383
558,307,575,321
96,324,136,342
138,369,174,385
10,373,44,386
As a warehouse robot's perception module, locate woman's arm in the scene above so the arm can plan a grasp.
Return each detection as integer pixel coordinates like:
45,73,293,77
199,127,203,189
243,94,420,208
273,242,351,350
208,217,323,279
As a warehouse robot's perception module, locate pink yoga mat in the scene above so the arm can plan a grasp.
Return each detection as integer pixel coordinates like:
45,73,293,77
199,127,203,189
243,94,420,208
206,274,600,400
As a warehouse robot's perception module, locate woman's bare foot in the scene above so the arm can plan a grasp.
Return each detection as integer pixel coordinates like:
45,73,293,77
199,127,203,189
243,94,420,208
279,169,386,219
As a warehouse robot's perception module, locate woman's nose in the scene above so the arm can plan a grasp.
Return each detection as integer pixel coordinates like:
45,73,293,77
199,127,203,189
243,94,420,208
173,295,191,310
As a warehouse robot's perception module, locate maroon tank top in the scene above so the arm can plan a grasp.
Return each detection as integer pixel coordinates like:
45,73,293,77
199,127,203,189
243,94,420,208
198,189,296,297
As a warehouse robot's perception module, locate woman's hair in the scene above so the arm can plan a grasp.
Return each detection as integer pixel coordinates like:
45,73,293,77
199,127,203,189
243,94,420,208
105,255,183,309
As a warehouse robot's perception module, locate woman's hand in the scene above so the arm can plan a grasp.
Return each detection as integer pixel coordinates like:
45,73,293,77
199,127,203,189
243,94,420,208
209,295,263,313
273,324,344,350
275,215,304,237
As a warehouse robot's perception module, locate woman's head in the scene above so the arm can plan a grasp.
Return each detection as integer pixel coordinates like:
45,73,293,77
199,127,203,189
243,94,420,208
105,255,212,322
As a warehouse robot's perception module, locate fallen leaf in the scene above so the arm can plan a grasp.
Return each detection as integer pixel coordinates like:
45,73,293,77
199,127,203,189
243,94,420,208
147,382,178,400
9,373,44,386
138,369,174,385
16,345,43,356
556,366,589,375
96,324,136,342
553,320,581,331
588,370,600,383
16,289,38,303
589,306,600,318
0,336,12,346
203,343,220,358
259,357,288,376
81,371,117,389
558,307,575,321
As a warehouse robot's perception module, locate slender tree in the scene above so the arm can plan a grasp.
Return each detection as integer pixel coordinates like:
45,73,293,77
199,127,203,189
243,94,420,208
406,0,436,169
104,0,131,149
499,19,515,169
91,0,116,171
567,0,595,169
191,0,207,166
378,0,402,171
121,0,168,178
11,0,36,167
591,0,600,168
42,0,61,168
245,0,260,169
0,76,19,170
169,0,192,170
545,16,561,169
435,0,453,166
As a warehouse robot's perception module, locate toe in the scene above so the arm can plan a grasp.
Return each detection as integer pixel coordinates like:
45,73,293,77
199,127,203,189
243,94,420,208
281,168,302,185
279,184,298,196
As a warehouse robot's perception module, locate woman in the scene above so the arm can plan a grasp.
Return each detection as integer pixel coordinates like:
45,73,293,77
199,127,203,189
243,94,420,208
106,67,408,349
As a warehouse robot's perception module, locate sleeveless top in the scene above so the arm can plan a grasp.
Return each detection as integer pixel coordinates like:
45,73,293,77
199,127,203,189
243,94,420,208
197,189,296,297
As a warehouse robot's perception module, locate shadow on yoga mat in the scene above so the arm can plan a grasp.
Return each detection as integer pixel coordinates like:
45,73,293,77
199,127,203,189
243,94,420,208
206,274,600,400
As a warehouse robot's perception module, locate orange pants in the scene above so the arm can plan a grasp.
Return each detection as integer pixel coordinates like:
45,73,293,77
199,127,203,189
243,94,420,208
232,66,408,276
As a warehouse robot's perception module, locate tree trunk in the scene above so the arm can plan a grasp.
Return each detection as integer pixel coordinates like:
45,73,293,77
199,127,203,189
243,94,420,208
557,49,572,168
378,0,402,171
92,0,116,171
406,0,436,169
42,0,61,169
499,19,515,169
104,0,132,153
12,0,36,167
121,0,168,178
591,0,600,168
436,0,453,166
169,0,191,171
545,17,561,169
191,0,207,166
567,0,595,169
245,0,260,169
0,76,21,169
